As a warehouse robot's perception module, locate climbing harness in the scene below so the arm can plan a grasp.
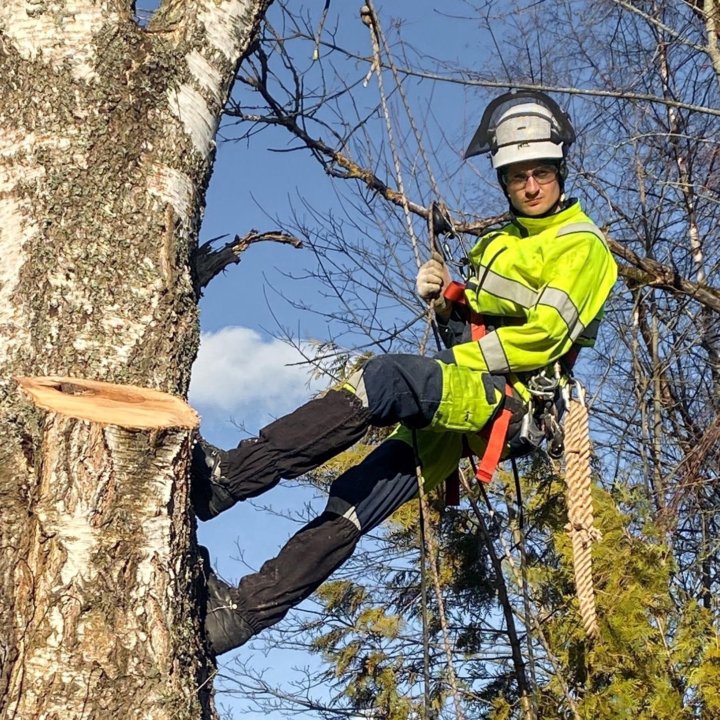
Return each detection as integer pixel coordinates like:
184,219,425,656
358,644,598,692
444,278,602,642
440,277,574,501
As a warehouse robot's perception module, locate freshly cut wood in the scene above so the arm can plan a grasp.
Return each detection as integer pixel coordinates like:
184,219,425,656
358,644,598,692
16,375,199,430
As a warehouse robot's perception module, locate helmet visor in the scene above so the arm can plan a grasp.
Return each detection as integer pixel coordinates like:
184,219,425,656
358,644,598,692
464,90,575,166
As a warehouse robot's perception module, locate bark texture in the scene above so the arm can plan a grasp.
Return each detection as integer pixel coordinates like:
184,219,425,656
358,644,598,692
0,1,273,717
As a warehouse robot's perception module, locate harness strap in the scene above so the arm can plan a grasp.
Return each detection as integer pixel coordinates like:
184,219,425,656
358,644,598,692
475,388,514,484
440,280,578,500
443,280,468,303
444,469,461,506
457,283,513,485
443,384,515,503
562,344,581,372
443,280,487,339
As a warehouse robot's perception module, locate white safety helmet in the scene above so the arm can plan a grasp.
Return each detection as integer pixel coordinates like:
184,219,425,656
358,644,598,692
464,90,575,170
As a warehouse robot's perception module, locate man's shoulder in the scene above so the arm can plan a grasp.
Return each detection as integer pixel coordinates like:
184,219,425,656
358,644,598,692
555,204,607,247
556,220,606,245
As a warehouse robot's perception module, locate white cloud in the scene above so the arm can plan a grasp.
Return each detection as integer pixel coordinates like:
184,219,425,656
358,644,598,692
188,326,327,426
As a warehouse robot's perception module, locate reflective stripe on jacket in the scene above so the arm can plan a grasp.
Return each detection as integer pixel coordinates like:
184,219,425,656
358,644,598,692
450,200,618,375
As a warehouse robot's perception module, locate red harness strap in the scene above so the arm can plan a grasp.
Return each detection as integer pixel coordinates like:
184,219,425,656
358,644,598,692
441,282,515,501
442,280,468,304
474,387,514,484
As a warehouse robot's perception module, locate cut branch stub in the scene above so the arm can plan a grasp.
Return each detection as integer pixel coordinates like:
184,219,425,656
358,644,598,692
15,375,199,430
193,229,303,291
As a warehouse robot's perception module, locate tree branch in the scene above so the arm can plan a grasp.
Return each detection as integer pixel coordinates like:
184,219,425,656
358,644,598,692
231,29,720,315
303,38,720,118
608,237,720,314
193,230,302,291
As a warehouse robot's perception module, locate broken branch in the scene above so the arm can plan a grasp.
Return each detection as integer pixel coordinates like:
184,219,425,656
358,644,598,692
193,230,303,290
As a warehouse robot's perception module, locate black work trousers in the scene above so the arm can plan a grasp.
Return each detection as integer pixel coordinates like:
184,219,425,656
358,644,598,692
228,439,419,638
211,353,509,641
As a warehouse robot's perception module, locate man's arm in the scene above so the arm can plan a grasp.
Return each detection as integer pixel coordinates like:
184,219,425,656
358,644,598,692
443,231,618,373
435,303,471,349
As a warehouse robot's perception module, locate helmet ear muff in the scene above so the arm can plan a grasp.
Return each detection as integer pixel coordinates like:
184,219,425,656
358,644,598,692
557,159,568,187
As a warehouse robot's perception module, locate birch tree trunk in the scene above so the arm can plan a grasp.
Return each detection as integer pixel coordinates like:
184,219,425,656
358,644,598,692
0,1,273,717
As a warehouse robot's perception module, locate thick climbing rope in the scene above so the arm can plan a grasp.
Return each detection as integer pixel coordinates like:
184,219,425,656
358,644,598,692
563,386,602,640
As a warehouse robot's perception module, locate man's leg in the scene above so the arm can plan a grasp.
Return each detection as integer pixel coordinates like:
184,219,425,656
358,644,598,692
191,388,372,519
203,437,421,655
192,352,511,524
192,354,477,520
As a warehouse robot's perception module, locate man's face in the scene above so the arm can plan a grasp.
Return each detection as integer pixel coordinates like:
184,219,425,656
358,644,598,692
503,160,561,216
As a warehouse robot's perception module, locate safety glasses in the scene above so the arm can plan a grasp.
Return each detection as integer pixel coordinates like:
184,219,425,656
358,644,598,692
503,165,559,190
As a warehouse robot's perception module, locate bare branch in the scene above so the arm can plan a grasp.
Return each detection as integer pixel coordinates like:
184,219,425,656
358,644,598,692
609,236,720,314
238,114,720,314
306,38,720,118
230,36,720,316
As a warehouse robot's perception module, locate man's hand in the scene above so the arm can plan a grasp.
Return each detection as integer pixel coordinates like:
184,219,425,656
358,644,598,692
416,251,451,317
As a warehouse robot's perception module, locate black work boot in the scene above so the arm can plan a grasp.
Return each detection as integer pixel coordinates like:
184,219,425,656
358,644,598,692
198,545,257,656
204,571,257,656
190,389,371,521
190,438,237,520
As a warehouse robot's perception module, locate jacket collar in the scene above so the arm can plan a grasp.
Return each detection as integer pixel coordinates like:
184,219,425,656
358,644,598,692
509,198,583,237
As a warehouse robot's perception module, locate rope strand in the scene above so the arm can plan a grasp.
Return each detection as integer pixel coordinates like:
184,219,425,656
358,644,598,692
361,2,421,268
412,433,466,720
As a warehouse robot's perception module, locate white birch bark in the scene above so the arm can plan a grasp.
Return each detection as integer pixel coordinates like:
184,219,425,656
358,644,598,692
0,1,273,716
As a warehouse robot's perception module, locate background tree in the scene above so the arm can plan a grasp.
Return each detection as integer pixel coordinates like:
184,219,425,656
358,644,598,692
207,1,720,717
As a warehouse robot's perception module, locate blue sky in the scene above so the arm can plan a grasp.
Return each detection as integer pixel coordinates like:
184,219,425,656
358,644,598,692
189,123,340,719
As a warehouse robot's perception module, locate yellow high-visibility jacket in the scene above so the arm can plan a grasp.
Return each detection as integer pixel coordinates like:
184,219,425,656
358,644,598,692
442,200,618,380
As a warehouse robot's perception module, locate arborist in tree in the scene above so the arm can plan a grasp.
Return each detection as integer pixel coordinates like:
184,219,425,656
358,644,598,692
192,90,618,656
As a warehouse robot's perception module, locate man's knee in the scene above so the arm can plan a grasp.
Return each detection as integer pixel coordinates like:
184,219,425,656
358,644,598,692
349,354,443,428
431,362,506,433
325,439,418,534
